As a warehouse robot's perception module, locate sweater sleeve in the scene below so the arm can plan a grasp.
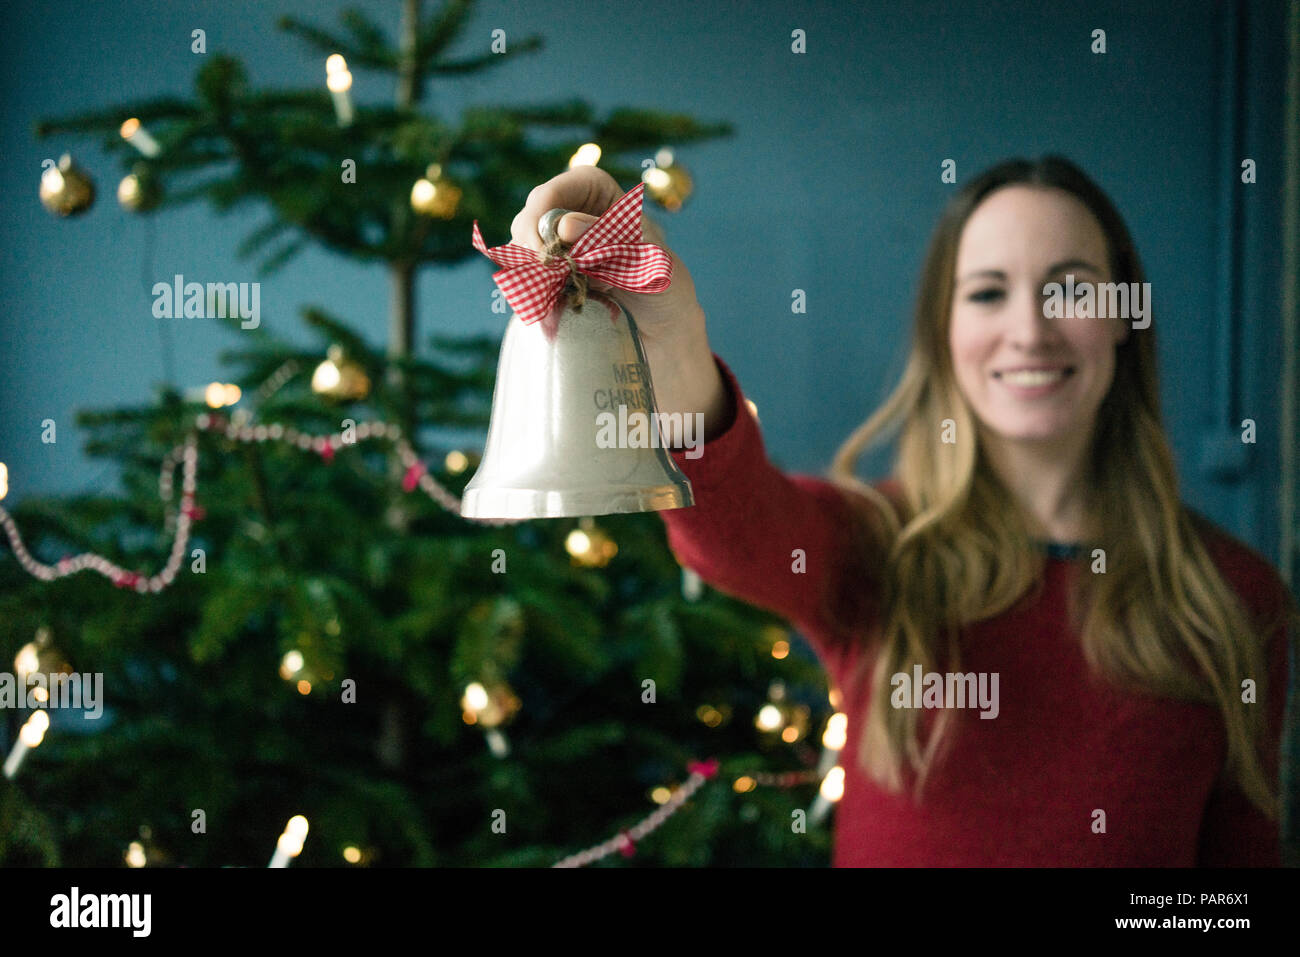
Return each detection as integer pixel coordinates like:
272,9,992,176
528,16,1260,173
1194,598,1293,866
658,353,883,685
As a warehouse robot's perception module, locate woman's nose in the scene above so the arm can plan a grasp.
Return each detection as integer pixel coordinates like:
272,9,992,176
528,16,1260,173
1006,284,1061,346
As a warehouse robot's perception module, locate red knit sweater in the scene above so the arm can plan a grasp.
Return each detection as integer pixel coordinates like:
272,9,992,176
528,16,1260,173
660,354,1293,866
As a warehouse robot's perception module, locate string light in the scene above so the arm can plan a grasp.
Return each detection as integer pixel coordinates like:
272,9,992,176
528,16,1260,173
279,650,304,680
269,815,309,868
681,565,703,601
119,117,161,157
202,383,241,409
568,142,601,168
822,712,848,751
461,681,519,757
0,461,7,500
3,710,50,779
820,767,845,801
124,841,147,868
325,55,353,126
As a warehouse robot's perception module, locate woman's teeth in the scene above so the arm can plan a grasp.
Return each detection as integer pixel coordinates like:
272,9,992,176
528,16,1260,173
997,369,1070,386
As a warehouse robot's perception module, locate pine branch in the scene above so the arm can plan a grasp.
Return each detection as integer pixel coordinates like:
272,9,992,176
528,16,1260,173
429,37,544,75
300,307,381,362
339,7,397,64
416,0,473,61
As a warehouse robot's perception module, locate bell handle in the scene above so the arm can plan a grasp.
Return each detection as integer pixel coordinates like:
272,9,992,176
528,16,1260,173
538,207,573,249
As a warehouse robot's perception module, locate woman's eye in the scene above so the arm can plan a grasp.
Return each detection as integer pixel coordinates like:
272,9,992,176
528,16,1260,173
968,288,1003,304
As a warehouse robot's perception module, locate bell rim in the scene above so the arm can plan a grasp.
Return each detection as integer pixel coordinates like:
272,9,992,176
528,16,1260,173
460,482,694,520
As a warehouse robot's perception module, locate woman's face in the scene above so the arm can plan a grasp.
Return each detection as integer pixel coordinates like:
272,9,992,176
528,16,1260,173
948,185,1128,450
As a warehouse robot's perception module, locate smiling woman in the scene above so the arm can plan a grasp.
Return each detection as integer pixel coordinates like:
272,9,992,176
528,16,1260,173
652,154,1298,866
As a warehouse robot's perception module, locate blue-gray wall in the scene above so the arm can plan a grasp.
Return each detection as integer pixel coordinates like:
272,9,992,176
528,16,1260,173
0,0,1291,569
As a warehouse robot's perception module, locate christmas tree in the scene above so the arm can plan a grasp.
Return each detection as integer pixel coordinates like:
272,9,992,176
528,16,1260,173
1,0,840,867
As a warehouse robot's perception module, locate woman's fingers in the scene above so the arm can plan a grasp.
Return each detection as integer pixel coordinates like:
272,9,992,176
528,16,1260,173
510,165,623,253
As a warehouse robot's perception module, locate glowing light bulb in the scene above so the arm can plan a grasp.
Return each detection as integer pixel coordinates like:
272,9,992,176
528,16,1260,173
14,642,38,677
312,361,341,393
325,54,347,75
0,461,7,500
125,841,147,868
286,815,309,840
445,450,468,473
756,704,783,732
410,178,435,206
119,117,160,157
642,167,671,190
568,143,601,168
280,650,304,679
565,529,591,557
19,712,48,747
342,846,362,864
463,682,489,712
326,69,353,93
819,766,845,802
822,712,848,750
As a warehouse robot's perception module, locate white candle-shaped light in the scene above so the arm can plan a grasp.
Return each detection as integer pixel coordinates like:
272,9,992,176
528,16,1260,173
817,711,848,777
4,710,50,779
119,118,161,158
462,682,512,757
809,765,845,825
269,814,309,868
325,55,354,126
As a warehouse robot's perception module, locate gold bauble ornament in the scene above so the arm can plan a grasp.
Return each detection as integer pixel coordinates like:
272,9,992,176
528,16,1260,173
642,159,693,212
117,164,162,213
461,680,521,729
311,345,371,401
565,516,618,568
410,163,462,219
39,153,96,216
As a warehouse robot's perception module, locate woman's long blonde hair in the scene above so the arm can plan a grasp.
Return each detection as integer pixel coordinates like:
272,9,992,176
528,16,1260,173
825,155,1296,816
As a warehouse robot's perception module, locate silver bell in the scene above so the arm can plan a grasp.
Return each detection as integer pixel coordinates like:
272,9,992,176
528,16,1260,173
459,208,694,520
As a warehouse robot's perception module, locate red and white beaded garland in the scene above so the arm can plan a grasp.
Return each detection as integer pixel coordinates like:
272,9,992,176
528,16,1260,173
0,411,522,592
552,758,720,867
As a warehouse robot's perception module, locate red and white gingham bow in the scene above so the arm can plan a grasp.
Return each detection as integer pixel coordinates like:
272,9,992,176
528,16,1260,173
471,182,673,325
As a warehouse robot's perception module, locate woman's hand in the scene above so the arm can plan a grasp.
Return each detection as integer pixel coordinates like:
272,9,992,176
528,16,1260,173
509,164,705,344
